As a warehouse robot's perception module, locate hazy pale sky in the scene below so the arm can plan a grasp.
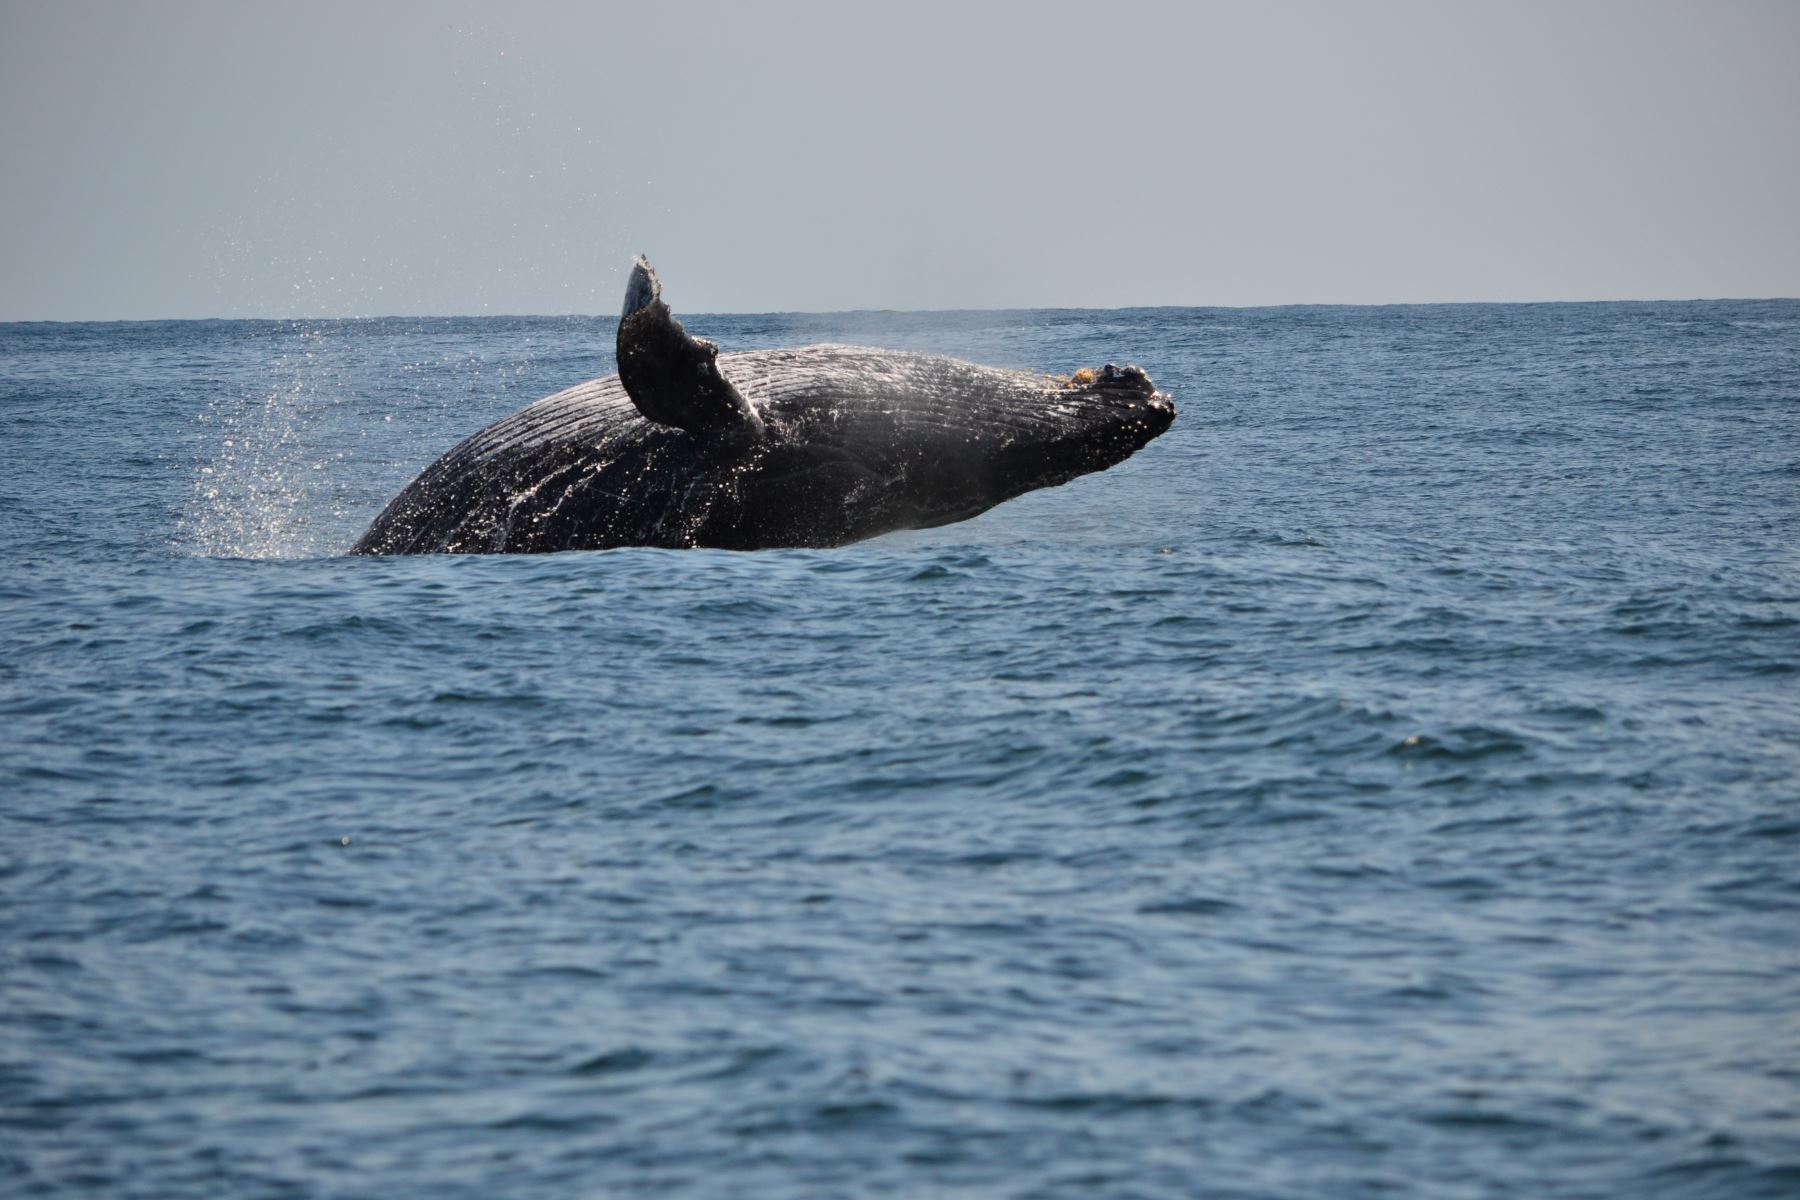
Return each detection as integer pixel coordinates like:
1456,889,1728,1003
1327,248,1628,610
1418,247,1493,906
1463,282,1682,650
2,0,1797,319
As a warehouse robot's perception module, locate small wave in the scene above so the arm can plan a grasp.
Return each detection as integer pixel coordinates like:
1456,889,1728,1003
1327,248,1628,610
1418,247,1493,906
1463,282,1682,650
1009,1090,1218,1116
568,1047,655,1076
1415,1106,1556,1132
485,1110,616,1133
1137,896,1239,917
1388,726,1529,761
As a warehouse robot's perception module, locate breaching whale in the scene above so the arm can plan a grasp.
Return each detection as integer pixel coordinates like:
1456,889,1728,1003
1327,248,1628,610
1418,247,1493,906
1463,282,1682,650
351,257,1174,555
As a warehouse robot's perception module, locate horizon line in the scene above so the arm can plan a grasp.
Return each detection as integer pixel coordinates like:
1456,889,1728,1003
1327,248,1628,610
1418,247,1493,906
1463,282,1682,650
3,294,1798,326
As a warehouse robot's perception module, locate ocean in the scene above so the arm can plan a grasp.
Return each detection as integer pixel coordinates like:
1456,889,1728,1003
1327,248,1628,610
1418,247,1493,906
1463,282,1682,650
2,301,1797,1198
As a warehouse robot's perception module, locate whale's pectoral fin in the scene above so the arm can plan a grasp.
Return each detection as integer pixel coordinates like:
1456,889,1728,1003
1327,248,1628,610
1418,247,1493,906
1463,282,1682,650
616,255,765,441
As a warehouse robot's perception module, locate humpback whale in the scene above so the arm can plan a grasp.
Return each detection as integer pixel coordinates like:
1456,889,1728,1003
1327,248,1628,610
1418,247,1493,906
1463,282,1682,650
351,257,1174,555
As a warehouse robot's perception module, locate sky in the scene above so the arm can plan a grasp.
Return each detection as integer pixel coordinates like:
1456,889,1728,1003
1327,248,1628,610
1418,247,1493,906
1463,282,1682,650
1,0,1797,319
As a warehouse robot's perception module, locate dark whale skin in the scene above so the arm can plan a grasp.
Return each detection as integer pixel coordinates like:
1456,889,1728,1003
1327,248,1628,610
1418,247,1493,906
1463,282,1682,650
352,255,1174,555
350,346,1173,555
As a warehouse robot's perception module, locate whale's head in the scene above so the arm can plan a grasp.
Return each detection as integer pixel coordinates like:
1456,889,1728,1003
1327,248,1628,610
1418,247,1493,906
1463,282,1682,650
867,356,1176,521
1000,362,1175,494
690,347,1175,544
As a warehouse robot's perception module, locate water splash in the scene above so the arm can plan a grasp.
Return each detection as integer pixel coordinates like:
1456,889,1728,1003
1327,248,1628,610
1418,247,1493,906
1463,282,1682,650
176,323,357,559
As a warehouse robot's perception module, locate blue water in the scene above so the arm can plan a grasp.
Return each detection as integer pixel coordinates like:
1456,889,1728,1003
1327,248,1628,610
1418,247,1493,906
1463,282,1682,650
3,302,1798,1198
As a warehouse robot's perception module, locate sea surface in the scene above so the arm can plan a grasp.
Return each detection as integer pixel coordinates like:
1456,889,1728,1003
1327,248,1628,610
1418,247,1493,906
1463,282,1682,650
2,301,1798,1199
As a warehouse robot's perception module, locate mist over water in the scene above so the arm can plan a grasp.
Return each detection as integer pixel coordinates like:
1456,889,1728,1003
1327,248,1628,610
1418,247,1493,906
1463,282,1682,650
3,302,1798,1198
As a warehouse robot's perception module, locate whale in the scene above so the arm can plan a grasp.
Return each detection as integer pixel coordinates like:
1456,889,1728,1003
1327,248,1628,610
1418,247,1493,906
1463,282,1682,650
351,257,1174,555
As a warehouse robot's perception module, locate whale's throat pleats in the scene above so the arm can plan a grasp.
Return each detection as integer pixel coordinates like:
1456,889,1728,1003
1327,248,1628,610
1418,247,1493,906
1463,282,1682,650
615,255,765,441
